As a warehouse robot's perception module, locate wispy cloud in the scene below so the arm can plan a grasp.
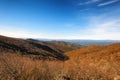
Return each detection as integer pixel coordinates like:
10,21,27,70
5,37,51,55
0,26,74,39
78,0,99,5
55,16,120,40
1,18,120,40
73,16,120,40
98,0,119,7
0,26,45,38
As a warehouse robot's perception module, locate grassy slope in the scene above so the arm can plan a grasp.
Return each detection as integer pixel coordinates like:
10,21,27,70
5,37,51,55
0,43,120,80
65,43,120,79
0,35,80,60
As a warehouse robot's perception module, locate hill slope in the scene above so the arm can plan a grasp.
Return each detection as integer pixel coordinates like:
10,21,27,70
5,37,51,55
0,35,80,61
66,43,120,59
65,43,120,79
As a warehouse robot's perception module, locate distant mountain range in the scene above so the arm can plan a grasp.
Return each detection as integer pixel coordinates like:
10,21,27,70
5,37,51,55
63,40,120,45
36,39,120,46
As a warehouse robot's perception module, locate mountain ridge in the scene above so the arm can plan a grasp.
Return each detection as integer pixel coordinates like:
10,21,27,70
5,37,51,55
0,35,81,61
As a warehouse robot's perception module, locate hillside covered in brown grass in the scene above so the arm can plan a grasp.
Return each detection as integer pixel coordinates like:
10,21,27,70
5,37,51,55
0,35,120,80
65,43,120,80
0,35,80,61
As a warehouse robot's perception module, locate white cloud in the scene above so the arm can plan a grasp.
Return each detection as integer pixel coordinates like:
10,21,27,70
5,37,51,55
0,15,120,40
78,0,99,5
47,17,120,40
0,26,45,38
98,0,119,7
72,16,120,40
0,26,75,39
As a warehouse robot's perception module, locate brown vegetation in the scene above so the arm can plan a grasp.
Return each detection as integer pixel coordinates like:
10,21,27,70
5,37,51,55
65,43,120,80
0,35,80,61
0,35,120,80
0,52,109,80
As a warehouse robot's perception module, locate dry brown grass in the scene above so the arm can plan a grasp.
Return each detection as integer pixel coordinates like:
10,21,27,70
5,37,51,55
0,43,120,80
65,43,120,80
0,52,108,80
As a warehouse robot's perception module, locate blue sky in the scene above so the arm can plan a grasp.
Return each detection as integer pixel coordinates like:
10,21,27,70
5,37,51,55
0,0,120,40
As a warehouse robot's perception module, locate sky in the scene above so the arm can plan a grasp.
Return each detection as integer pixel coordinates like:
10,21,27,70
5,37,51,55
0,0,120,40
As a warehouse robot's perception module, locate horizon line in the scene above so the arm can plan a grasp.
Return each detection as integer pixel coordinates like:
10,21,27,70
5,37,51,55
1,35,120,41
